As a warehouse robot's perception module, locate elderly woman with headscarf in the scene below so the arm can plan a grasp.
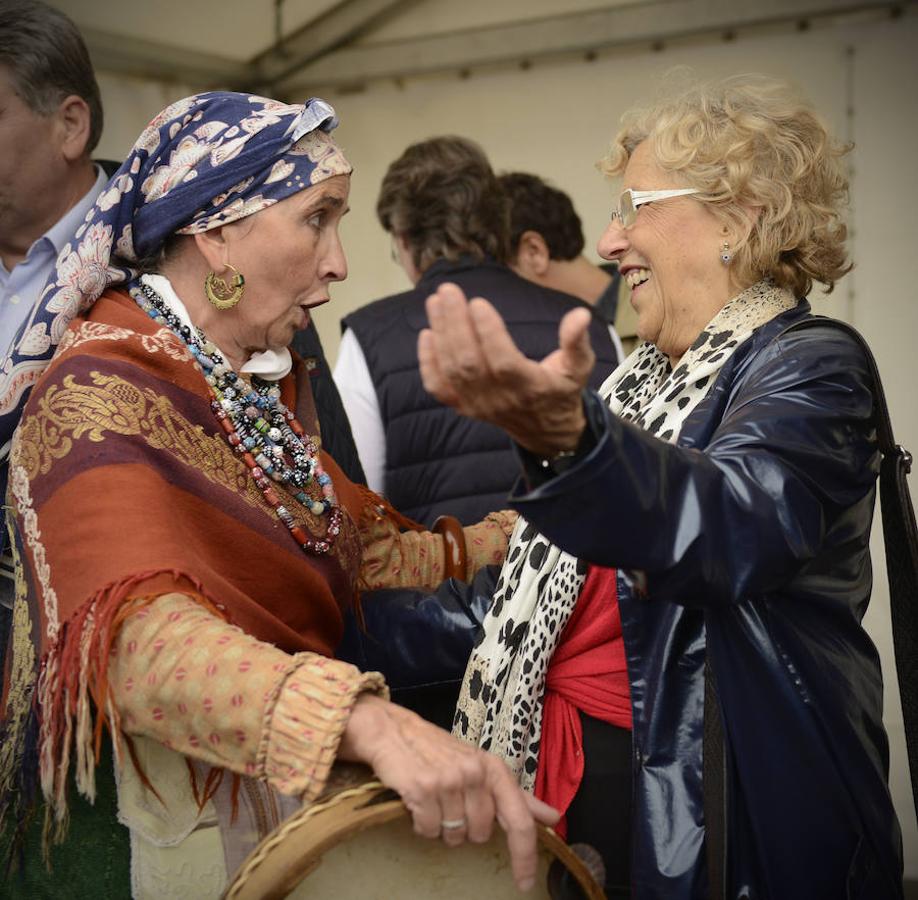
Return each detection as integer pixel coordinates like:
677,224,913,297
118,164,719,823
0,92,555,898
420,75,904,899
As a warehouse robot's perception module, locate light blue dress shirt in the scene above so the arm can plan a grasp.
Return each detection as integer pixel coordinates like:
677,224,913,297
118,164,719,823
0,166,108,607
0,165,108,360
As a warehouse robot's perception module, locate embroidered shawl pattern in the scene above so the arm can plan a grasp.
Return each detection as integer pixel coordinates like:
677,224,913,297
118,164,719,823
0,292,365,844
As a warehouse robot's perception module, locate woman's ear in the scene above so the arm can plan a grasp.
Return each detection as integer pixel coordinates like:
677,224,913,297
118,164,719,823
718,206,761,249
192,227,229,273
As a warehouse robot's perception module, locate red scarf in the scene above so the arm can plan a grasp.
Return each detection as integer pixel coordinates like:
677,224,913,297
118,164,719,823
534,565,632,837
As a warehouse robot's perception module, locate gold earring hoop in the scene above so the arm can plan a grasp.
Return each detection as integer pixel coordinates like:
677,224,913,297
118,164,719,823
205,264,245,310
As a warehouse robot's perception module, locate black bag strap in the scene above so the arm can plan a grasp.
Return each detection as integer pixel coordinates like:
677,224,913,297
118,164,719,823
703,659,727,900
781,316,918,821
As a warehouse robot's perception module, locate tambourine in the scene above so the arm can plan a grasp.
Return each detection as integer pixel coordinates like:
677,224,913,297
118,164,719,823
223,765,605,899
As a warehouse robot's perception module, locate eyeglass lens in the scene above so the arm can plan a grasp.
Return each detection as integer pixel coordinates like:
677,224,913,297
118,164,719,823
619,190,636,227
610,190,636,227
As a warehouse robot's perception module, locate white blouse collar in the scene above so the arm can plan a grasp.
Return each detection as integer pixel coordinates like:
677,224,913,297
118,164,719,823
140,273,293,382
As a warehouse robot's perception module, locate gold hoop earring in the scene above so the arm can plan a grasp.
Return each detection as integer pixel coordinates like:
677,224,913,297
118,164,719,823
205,264,245,310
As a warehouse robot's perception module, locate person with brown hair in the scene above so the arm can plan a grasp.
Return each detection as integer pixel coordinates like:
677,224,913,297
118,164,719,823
0,0,105,360
334,136,620,526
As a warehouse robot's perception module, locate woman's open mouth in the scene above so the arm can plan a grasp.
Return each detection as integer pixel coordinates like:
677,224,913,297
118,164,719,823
298,297,330,328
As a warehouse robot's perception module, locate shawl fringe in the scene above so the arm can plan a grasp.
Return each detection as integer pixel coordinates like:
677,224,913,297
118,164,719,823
7,568,225,859
184,758,243,824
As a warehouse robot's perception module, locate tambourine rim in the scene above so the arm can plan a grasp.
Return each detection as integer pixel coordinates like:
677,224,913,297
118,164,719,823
223,779,606,900
223,779,401,900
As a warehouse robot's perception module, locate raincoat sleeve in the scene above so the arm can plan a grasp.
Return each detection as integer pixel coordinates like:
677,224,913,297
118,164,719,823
509,324,879,607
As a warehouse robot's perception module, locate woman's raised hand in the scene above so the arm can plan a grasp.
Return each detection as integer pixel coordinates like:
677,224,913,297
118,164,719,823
338,693,559,892
418,282,595,457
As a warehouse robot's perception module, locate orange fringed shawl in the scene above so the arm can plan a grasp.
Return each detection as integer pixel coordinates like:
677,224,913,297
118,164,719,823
0,290,371,845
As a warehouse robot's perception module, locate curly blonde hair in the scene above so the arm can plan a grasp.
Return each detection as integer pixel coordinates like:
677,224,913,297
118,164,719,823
601,74,852,297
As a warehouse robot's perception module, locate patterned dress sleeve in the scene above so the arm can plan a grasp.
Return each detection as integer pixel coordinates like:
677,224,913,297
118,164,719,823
358,508,517,591
108,593,387,800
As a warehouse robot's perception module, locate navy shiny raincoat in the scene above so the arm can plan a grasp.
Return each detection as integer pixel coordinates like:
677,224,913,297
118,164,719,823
511,302,903,899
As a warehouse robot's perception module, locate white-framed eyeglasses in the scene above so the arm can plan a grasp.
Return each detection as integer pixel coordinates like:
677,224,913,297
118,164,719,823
610,188,699,228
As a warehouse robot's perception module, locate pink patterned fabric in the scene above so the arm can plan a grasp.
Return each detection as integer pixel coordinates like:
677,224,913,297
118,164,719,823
359,509,515,590
110,593,386,798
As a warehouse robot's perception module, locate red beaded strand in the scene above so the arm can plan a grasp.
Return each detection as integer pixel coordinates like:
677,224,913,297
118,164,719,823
212,402,342,555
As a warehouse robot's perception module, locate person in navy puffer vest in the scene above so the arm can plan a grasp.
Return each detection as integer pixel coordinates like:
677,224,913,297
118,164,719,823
335,136,620,526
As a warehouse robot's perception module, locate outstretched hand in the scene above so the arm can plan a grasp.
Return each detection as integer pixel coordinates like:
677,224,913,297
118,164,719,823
418,282,595,457
339,694,559,893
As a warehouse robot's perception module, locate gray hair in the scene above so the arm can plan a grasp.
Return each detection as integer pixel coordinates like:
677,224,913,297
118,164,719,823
0,0,103,153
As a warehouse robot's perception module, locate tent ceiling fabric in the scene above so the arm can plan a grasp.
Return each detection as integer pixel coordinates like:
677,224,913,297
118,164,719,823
249,0,418,84
53,0,904,92
278,0,904,93
56,0,417,90
52,0,343,62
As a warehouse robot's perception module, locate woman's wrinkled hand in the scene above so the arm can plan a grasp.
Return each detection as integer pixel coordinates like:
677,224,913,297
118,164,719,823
338,693,559,893
418,281,595,457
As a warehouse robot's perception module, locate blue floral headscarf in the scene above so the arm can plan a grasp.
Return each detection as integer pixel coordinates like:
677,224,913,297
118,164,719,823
0,91,351,456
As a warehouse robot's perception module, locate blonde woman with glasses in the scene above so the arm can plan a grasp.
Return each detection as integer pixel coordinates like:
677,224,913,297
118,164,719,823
421,74,904,899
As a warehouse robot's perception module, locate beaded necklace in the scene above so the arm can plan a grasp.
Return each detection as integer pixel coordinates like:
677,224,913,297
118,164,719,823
131,279,342,555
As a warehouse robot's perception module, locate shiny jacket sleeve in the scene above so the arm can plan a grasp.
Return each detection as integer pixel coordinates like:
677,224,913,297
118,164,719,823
337,565,498,691
509,325,879,607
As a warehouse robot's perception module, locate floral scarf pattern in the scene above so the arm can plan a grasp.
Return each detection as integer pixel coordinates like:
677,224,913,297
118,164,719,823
0,91,351,457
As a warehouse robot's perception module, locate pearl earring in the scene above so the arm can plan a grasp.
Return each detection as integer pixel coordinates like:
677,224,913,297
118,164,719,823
720,240,732,265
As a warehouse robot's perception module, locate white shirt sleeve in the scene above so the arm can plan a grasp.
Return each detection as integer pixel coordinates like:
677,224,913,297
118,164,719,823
333,328,387,495
608,324,625,365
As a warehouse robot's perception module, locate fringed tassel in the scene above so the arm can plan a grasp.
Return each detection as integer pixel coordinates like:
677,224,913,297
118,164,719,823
185,758,199,808
36,647,61,828
31,569,223,853
106,696,123,772
230,773,242,825
74,609,97,803
184,758,226,813
351,588,367,633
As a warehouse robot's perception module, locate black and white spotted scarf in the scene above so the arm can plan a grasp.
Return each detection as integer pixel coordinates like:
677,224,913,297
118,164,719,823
452,280,796,788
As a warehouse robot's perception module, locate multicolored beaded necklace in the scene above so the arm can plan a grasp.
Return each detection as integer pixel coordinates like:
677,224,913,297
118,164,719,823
131,279,342,555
